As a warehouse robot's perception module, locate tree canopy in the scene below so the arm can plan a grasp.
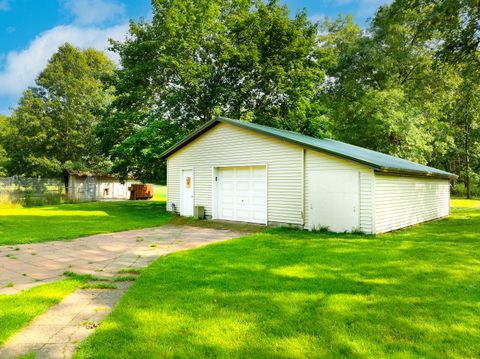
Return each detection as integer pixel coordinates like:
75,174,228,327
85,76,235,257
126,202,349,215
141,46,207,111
98,0,327,182
5,43,115,181
0,115,9,176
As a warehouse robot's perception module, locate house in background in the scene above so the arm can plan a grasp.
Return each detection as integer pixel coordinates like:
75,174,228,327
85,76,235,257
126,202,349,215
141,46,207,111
68,173,134,202
161,117,457,234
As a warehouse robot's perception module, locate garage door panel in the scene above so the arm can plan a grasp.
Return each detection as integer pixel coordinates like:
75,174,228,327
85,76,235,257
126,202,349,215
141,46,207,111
221,169,235,178
237,196,249,205
217,166,267,224
236,209,250,221
252,196,266,205
252,168,266,178
236,168,250,178
236,181,250,191
252,211,266,222
221,182,234,191
252,181,266,191
221,195,234,204
221,209,234,218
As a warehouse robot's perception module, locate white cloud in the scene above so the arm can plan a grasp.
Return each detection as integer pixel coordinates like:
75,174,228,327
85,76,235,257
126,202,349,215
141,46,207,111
0,23,128,97
0,0,9,11
63,0,125,25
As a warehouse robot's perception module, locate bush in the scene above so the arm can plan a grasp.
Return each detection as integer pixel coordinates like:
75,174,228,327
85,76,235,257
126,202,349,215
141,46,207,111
22,191,64,207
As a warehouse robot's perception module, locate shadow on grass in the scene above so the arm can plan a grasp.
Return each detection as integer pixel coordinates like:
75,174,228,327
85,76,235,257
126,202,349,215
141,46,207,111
74,209,480,358
0,201,172,245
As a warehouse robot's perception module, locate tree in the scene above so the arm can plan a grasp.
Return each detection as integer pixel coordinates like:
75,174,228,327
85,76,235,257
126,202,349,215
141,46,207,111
443,59,480,198
368,1,480,196
377,0,480,64
6,44,115,184
0,115,10,176
98,0,327,182
320,15,439,164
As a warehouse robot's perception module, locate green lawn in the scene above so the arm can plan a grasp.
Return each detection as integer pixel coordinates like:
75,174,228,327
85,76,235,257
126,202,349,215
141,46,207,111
75,201,480,358
0,201,172,245
153,185,167,201
0,280,82,345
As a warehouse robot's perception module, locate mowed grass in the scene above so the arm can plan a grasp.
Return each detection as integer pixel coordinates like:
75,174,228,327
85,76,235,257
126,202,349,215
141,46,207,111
75,200,480,358
451,198,480,208
0,201,172,245
153,185,167,201
0,280,81,345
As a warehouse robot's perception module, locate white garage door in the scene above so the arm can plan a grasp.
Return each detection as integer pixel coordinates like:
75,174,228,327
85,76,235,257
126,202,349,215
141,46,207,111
217,166,267,224
308,170,359,232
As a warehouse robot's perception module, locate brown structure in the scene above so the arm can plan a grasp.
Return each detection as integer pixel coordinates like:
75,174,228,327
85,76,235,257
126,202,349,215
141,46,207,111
129,184,154,200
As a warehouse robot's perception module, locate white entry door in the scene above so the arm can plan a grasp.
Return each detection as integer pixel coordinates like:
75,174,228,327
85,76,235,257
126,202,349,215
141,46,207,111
217,166,267,224
181,169,194,216
308,170,359,232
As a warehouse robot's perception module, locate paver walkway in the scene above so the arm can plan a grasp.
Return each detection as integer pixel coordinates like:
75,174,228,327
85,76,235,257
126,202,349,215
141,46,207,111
0,225,244,358
0,225,243,294
0,282,133,359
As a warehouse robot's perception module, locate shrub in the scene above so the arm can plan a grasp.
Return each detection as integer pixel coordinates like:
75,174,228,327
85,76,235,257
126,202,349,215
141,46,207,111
452,182,480,198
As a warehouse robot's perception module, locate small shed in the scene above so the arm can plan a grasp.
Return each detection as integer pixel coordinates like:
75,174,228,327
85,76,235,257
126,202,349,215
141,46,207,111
161,117,457,234
68,174,134,202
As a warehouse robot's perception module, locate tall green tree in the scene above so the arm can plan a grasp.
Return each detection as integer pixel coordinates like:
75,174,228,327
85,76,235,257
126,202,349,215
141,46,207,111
320,15,436,164
365,0,480,197
0,115,10,176
378,0,480,64
99,0,327,182
321,9,478,180
6,44,115,183
443,60,480,198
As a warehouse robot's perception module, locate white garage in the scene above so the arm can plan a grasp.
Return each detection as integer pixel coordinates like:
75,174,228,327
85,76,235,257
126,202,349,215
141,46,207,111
162,117,456,234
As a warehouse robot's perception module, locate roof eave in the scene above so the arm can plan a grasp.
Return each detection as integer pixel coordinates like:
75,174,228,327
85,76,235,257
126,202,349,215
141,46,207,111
374,168,457,180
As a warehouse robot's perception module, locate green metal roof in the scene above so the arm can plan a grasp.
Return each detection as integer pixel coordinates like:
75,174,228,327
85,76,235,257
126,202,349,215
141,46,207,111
161,117,457,179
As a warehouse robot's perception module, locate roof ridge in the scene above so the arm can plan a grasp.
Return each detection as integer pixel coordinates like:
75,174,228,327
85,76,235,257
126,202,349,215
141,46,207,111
162,116,457,179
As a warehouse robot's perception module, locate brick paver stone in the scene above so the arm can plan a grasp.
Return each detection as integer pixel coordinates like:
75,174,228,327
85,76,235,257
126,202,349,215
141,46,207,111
0,225,244,358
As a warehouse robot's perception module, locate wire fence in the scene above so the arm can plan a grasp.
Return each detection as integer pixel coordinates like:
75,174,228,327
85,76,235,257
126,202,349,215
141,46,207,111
0,176,65,206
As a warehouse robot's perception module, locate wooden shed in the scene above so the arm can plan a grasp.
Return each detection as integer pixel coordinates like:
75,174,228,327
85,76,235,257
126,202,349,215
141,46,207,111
68,174,134,202
161,117,456,234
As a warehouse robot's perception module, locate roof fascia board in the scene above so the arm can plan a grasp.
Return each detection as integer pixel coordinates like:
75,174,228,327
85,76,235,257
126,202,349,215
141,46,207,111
160,119,219,159
374,168,457,180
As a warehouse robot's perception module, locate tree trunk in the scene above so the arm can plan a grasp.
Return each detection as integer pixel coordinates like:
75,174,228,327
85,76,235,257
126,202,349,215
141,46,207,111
63,170,70,196
464,122,471,199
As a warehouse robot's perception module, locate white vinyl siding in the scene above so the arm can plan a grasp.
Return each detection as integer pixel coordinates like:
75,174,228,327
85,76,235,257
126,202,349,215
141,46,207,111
359,172,375,234
304,150,375,233
374,175,450,233
167,123,303,225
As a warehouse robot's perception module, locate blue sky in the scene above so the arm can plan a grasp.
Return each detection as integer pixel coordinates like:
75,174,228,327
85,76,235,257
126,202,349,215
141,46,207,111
0,0,389,114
